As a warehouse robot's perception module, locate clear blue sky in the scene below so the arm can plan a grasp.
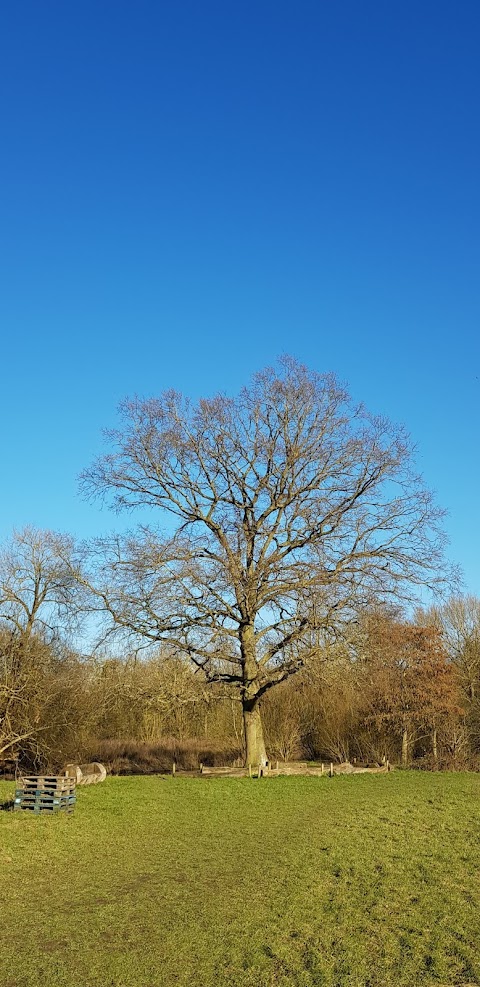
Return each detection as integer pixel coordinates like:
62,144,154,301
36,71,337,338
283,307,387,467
1,1,479,594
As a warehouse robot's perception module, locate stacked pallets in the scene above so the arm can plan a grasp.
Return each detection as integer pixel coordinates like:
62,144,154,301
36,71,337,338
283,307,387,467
14,775,76,815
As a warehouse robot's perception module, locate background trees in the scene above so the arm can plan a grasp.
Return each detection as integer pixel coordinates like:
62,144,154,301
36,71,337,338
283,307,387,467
0,526,79,640
0,527,85,766
420,596,480,761
80,358,451,765
0,360,474,774
0,523,475,771
356,614,462,766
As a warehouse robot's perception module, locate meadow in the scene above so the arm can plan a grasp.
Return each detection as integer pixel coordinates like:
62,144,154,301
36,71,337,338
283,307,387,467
1,772,480,987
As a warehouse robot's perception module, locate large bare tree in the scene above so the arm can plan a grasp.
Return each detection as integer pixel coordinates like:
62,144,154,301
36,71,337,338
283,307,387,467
81,358,453,765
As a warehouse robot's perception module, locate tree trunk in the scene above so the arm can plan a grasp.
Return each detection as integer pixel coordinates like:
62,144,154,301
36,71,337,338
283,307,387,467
401,725,409,767
243,697,267,767
432,727,438,766
239,621,268,767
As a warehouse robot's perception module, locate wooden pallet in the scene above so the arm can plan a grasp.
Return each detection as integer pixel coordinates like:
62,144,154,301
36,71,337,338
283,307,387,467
14,775,77,814
14,802,75,814
17,787,75,798
19,776,76,792
15,792,76,804
14,800,76,814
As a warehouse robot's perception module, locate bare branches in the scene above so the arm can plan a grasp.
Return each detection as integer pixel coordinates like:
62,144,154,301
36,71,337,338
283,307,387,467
0,527,84,643
80,357,455,741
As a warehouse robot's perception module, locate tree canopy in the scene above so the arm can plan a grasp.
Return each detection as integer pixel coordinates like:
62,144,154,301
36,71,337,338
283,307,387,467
81,357,454,764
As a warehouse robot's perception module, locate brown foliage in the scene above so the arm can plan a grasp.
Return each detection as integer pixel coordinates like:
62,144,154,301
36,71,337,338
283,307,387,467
358,614,462,764
86,737,242,774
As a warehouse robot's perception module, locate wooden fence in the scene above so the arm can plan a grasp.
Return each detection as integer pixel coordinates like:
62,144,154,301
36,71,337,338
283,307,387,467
169,759,391,779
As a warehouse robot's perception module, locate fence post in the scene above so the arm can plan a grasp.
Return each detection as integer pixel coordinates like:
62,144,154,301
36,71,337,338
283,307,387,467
330,763,333,778
248,763,252,778
172,761,176,778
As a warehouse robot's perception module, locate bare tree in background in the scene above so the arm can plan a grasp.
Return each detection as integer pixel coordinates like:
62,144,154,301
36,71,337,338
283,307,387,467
80,357,453,765
0,527,80,760
421,595,480,755
0,526,79,643
433,596,480,703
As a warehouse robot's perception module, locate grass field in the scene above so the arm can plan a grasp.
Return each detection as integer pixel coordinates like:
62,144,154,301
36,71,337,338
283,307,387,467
1,772,480,987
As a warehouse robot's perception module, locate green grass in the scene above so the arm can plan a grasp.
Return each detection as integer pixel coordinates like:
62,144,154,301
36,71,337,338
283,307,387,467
1,772,480,987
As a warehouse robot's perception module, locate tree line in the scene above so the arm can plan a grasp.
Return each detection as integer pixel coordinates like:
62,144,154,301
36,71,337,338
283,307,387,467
0,547,478,771
1,358,476,771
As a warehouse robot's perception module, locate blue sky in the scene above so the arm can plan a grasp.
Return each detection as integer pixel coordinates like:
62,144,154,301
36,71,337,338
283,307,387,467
1,1,479,594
